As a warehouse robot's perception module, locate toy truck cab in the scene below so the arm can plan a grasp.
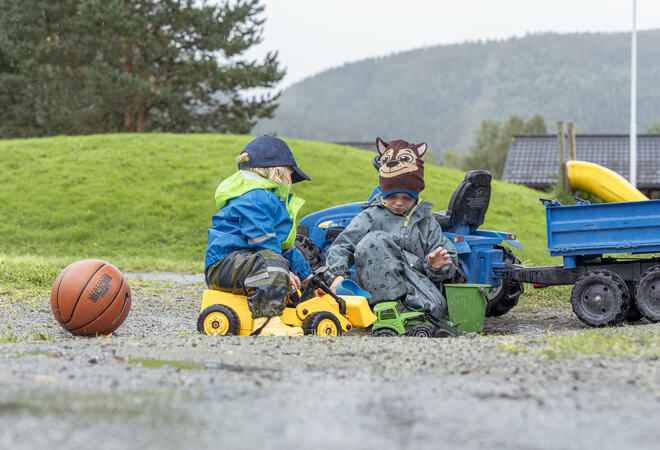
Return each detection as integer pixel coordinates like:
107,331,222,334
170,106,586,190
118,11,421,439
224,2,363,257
371,301,458,338
370,302,407,336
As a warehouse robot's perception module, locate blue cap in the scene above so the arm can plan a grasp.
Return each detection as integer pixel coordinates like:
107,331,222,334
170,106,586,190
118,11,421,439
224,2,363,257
239,135,310,183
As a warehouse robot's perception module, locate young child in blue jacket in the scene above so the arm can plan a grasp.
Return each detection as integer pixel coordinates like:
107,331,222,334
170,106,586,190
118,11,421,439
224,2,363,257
205,135,312,336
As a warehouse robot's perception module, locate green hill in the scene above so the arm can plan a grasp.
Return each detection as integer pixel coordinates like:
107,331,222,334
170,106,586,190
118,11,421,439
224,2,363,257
255,30,660,157
0,134,554,277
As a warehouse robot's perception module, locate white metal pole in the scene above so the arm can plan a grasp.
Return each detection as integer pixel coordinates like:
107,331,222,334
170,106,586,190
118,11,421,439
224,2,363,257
630,0,638,187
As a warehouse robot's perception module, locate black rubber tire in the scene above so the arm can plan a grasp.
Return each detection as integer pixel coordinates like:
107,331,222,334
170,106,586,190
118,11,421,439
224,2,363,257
634,266,660,322
197,304,240,335
371,327,398,337
294,234,325,271
485,245,524,317
407,323,434,338
302,311,343,336
570,270,629,327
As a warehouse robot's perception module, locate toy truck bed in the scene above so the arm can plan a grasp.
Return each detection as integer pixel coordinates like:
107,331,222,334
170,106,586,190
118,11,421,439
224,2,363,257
545,198,660,268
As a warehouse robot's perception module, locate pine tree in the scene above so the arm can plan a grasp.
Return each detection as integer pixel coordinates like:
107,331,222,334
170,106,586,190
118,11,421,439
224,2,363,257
0,0,283,138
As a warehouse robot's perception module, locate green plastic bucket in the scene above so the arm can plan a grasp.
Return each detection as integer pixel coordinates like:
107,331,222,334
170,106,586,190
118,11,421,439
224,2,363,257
445,284,489,333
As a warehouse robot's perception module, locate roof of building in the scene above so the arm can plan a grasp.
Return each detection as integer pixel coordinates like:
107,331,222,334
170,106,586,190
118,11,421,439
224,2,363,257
502,134,660,189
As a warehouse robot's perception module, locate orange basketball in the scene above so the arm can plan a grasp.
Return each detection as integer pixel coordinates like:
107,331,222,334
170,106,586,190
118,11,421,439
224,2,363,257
51,259,132,336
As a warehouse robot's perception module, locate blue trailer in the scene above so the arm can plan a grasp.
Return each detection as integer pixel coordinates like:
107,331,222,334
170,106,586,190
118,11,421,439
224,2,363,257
510,198,660,326
295,170,524,317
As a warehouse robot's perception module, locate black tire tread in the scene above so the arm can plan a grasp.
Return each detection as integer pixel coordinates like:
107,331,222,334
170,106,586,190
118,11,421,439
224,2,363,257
485,245,524,317
294,235,325,271
634,266,660,322
407,323,434,338
570,270,629,327
301,311,342,336
371,327,399,337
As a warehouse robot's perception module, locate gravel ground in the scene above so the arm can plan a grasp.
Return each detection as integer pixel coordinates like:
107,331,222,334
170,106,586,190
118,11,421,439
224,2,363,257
1,278,658,450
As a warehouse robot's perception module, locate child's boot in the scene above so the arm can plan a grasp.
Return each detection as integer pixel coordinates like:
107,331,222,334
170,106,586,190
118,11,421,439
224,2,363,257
252,316,304,336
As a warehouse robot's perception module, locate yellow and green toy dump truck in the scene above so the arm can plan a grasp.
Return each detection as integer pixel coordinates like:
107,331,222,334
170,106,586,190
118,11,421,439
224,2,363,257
370,301,459,338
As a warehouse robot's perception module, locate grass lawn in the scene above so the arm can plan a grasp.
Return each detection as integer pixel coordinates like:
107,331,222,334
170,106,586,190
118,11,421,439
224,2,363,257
1,133,563,299
499,327,660,359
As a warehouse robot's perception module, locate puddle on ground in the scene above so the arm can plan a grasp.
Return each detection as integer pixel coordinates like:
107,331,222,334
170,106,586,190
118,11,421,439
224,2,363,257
512,324,547,334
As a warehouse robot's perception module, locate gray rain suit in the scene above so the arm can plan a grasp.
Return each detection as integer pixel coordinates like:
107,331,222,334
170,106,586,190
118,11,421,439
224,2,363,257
326,195,458,320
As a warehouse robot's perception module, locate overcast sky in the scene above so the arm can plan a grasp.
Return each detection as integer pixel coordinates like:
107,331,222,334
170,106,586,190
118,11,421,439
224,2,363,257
247,0,660,89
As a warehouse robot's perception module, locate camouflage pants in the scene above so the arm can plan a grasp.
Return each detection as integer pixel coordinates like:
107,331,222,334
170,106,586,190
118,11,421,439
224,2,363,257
205,249,290,318
354,231,447,320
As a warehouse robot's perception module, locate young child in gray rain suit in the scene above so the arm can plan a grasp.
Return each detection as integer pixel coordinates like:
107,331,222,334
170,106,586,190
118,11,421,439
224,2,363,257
325,137,458,320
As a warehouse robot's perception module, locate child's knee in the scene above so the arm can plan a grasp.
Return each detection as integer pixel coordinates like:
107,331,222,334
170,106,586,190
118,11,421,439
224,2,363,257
247,250,289,288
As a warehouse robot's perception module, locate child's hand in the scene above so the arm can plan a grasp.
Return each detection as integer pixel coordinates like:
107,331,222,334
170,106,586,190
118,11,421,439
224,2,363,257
289,272,301,290
329,275,345,294
428,247,452,269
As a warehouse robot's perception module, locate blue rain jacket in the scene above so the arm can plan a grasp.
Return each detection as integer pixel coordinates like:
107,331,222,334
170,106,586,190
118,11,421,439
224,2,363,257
205,171,312,280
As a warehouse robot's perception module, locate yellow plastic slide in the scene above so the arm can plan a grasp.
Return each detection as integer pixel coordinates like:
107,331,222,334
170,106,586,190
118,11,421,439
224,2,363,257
567,160,648,202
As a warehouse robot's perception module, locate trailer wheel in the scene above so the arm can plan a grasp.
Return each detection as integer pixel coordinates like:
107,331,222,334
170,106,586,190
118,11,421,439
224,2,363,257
294,235,324,271
485,245,524,317
571,270,629,327
634,266,660,322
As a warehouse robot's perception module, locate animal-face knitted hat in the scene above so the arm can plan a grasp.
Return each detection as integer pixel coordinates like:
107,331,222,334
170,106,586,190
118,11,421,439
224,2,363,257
376,137,427,199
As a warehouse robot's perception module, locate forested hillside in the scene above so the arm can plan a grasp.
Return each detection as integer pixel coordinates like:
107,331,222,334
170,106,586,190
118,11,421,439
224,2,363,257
255,30,660,157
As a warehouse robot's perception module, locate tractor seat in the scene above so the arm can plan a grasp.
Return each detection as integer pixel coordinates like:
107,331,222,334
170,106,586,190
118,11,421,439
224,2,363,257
434,210,452,228
433,170,492,234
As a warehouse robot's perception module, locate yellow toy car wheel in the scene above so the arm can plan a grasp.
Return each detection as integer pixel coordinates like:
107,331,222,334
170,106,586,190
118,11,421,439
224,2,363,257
197,305,240,335
302,311,342,336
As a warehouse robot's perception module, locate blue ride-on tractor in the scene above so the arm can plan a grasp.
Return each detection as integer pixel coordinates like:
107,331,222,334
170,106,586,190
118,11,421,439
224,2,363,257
294,168,524,317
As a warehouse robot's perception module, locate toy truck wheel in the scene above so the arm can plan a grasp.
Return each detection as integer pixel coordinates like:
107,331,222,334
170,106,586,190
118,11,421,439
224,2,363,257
371,327,398,337
634,266,660,322
197,305,240,335
434,328,453,338
570,270,629,327
302,311,342,336
408,324,434,337
485,245,524,317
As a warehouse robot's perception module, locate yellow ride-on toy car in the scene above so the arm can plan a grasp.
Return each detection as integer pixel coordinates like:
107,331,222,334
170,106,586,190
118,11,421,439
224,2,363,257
197,267,376,336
